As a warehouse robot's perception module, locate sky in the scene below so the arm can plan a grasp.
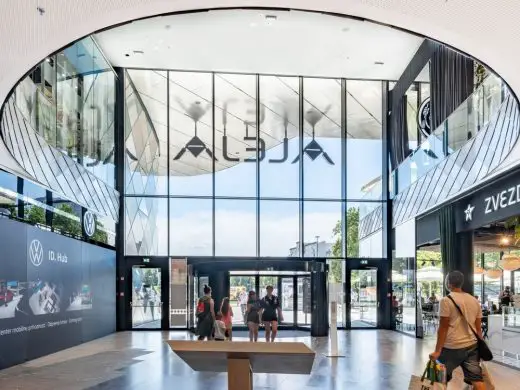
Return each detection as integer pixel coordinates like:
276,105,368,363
125,136,384,258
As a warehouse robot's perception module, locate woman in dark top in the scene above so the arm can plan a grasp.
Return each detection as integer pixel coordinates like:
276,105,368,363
196,285,215,341
245,290,260,342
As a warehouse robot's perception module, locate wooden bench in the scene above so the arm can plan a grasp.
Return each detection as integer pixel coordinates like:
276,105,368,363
167,340,315,390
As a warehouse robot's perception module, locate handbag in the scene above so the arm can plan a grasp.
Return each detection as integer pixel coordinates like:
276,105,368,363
447,295,493,361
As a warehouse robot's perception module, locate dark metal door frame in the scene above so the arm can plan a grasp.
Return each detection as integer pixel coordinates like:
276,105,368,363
125,256,170,331
345,258,390,330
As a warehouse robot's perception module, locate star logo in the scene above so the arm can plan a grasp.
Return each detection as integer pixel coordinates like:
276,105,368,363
464,204,475,222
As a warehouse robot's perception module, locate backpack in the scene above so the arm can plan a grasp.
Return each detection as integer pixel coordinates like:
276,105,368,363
196,298,209,320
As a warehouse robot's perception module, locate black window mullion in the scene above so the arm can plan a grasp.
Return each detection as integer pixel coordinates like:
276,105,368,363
256,74,260,258
341,79,347,258
299,77,304,258
167,70,170,257
212,72,216,257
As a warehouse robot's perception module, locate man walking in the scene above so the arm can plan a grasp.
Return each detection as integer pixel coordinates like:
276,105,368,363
430,271,485,389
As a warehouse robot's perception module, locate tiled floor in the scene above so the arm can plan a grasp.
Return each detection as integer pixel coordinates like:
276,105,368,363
0,330,518,389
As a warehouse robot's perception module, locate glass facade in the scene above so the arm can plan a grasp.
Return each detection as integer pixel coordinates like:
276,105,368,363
123,70,387,258
15,37,116,188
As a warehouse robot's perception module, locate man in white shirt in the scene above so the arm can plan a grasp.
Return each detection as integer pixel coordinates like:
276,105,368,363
430,271,484,389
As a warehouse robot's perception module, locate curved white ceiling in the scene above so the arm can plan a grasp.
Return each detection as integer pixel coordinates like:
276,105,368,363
95,10,428,80
0,0,519,107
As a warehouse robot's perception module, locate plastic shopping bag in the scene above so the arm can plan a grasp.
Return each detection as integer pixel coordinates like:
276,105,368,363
482,362,495,390
408,361,447,390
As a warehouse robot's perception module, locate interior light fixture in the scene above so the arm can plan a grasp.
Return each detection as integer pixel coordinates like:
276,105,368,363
374,61,385,65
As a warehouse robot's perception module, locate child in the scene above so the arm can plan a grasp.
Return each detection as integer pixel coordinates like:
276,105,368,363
214,312,227,341
220,297,234,341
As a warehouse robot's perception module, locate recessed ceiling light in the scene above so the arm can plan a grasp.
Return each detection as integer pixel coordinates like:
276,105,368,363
374,61,384,65
153,46,159,51
265,15,277,21
250,23,258,28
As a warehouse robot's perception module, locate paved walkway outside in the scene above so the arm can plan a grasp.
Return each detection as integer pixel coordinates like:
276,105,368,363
0,330,518,389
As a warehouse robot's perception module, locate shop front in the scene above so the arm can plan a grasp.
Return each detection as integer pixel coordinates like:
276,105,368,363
408,167,520,367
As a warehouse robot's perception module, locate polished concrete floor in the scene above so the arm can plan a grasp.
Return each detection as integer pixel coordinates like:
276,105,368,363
0,330,519,389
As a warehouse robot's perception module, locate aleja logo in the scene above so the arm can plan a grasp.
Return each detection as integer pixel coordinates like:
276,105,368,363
29,239,43,267
173,99,335,165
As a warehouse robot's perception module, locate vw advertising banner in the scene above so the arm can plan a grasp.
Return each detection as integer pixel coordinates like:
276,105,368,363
0,218,115,369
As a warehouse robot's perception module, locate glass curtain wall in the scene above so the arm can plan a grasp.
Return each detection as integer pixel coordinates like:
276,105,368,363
14,37,116,187
10,37,117,244
122,69,387,325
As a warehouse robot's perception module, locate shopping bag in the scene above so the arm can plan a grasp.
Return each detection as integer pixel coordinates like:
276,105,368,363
482,362,496,390
408,375,446,390
408,361,447,390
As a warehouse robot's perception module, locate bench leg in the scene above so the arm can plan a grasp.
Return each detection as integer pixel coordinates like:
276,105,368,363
227,358,252,390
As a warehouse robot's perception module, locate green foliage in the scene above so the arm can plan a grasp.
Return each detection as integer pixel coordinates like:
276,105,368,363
330,207,360,283
53,203,81,236
143,269,159,288
26,206,46,224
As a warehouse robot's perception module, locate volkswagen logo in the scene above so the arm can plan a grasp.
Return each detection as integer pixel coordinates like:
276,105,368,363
83,211,96,237
29,239,43,267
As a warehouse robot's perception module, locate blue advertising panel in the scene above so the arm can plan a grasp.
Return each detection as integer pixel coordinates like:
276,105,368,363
0,218,116,369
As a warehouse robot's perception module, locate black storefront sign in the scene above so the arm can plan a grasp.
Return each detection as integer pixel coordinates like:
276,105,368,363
455,169,520,231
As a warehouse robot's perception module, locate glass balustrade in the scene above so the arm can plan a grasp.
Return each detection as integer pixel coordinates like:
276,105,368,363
390,74,504,198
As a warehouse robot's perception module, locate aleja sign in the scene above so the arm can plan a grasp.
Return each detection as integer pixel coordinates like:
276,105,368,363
458,174,520,231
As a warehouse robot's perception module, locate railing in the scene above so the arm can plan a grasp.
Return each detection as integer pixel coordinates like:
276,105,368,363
391,74,504,197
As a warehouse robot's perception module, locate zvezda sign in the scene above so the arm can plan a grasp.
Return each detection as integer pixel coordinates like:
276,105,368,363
457,172,520,231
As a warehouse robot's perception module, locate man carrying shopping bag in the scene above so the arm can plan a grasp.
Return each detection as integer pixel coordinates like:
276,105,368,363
429,271,486,390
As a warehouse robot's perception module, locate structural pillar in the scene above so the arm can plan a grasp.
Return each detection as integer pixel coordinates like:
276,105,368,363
310,262,328,337
439,205,474,294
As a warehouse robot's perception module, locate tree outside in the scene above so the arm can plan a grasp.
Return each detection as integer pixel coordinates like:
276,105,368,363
330,207,360,283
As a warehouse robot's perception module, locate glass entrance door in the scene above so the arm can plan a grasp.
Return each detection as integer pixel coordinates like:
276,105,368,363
297,276,311,327
350,268,378,328
229,275,255,325
280,277,294,325
131,266,162,329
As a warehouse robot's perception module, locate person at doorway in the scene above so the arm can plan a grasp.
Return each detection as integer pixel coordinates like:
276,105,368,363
260,286,283,342
245,291,260,342
239,289,248,322
196,285,215,341
429,271,485,389
220,297,234,340
499,286,512,308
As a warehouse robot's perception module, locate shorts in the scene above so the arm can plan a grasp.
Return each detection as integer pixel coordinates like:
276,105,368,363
438,344,482,383
262,313,278,323
247,312,260,324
